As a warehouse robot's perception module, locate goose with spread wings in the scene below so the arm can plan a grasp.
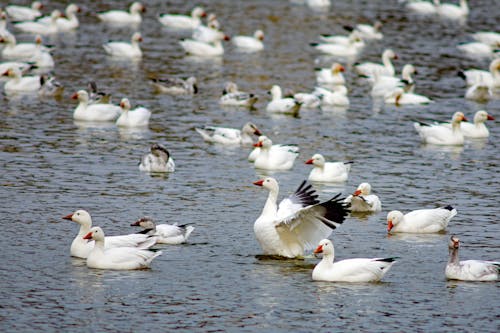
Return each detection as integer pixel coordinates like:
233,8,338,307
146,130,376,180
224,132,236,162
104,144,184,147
253,177,350,258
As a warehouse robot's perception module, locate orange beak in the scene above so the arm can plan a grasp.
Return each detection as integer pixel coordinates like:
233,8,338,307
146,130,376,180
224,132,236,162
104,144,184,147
338,65,345,72
83,231,93,240
305,159,314,165
71,92,78,100
62,213,73,220
253,141,263,147
254,129,262,136
253,179,264,186
487,115,494,120
313,245,323,254
387,220,394,232
353,190,362,196
461,116,467,122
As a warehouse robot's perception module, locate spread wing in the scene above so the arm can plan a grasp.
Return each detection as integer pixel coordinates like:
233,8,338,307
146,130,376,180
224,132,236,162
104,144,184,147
277,180,319,219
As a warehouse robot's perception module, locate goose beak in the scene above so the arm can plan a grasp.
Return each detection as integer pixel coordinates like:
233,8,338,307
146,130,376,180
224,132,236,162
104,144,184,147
253,179,264,186
313,245,323,254
62,213,73,220
71,92,78,99
305,159,314,165
254,129,262,136
83,232,93,240
353,190,362,196
387,220,394,232
487,115,494,120
253,141,263,147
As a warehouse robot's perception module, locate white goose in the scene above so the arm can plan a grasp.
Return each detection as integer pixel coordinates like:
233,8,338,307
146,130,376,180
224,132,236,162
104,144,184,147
63,210,156,259
436,0,469,20
464,78,492,102
384,88,432,105
343,183,381,213
0,62,33,79
83,227,162,270
253,136,299,171
371,64,417,97
131,217,194,245
232,30,265,52
457,41,496,59
116,98,151,127
310,35,364,57
29,35,54,69
195,122,262,146
139,143,175,173
446,236,499,281
71,90,122,122
312,239,397,282
355,49,398,78
219,82,258,107
414,112,467,145
315,63,346,86
5,2,43,21
387,206,456,233
151,76,198,95
318,30,363,46
305,154,352,183
2,67,41,94
179,33,229,57
253,178,350,258
0,34,50,61
458,59,500,88
471,31,500,47
351,21,383,40
192,14,222,43
314,85,350,107
97,2,145,25
293,92,321,108
266,85,301,115
443,110,494,138
248,135,298,163
14,10,62,35
103,32,143,59
37,4,80,31
158,6,206,29
406,0,438,15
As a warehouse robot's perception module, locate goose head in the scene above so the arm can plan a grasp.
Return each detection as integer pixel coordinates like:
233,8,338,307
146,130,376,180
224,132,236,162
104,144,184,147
120,98,131,111
254,30,265,41
448,235,460,249
131,32,143,43
253,177,279,192
83,226,105,241
242,122,262,136
313,239,334,256
71,90,89,103
451,111,467,124
353,182,371,196
191,6,206,18
63,209,93,229
305,153,325,167
474,110,494,124
331,63,345,74
387,210,404,232
130,2,146,14
253,136,272,149
130,216,156,230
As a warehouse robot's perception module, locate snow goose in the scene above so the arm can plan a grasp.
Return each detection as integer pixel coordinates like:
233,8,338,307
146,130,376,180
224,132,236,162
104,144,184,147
458,59,500,88
306,0,331,9
384,87,431,105
83,227,162,270
232,30,264,52
139,144,175,173
293,92,321,108
150,76,198,95
305,154,352,183
414,112,467,145
253,178,349,258
343,183,381,213
195,122,262,146
310,35,364,57
2,67,41,94
266,85,301,115
0,34,49,61
471,31,500,47
37,4,80,31
38,75,64,97
103,32,143,59
0,62,33,79
371,64,417,97
63,210,156,259
350,21,384,40
14,9,62,34
318,30,363,46
436,0,469,20
253,136,299,170
0,11,13,39
445,235,499,281
192,17,223,44
71,90,122,122
464,77,492,102
116,98,151,128
406,0,438,15
219,81,258,107
97,2,145,25
457,41,497,59
312,239,396,282
354,49,397,77
131,217,194,244
87,81,112,104
315,63,345,86
314,85,350,107
248,136,298,163
387,206,456,233
5,2,43,21
179,32,229,57
444,110,494,138
28,35,54,69
158,6,206,29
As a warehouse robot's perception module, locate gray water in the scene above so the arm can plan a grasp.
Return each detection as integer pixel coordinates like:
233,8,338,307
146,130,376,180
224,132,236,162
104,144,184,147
1,0,499,332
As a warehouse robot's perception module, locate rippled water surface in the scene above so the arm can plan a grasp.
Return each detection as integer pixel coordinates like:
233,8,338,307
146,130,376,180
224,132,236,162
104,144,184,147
1,0,499,332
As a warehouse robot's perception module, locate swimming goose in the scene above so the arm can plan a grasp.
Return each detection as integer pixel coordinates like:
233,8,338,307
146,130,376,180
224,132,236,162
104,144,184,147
414,112,467,145
253,178,349,258
445,235,499,281
436,0,469,20
0,34,50,61
314,85,350,107
131,217,194,244
464,78,492,102
305,154,352,183
266,85,301,115
195,122,262,146
248,136,298,163
371,64,417,96
406,0,438,15
179,32,229,57
116,98,151,127
471,31,500,47
83,227,162,270
14,9,62,34
312,239,397,282
139,144,175,173
343,183,381,213
2,67,41,94
151,76,198,95
71,90,122,122
315,63,346,86
253,136,299,170
158,6,206,29
219,81,258,107
354,49,398,77
192,13,222,43
384,88,431,105
318,30,363,46
37,4,80,31
103,32,143,59
387,206,456,233
232,30,264,52
458,59,500,88
63,209,156,259
348,21,383,40
310,35,364,57
5,2,43,21
443,110,494,138
293,92,321,108
97,2,145,25
457,41,496,59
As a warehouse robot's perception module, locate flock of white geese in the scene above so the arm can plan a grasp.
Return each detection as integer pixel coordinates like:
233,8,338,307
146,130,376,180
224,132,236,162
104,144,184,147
1,1,498,282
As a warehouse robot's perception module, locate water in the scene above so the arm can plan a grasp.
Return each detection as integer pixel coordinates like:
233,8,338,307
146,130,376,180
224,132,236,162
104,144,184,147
1,0,499,331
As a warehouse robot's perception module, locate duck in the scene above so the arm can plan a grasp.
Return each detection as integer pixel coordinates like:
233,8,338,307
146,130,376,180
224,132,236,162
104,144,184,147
179,33,229,57
63,209,157,259
158,6,206,29
436,0,469,20
443,110,494,138
387,206,456,233
195,122,262,146
305,154,352,183
354,49,398,78
232,30,264,52
266,85,301,115
131,217,194,244
471,31,500,47
103,32,143,59
219,81,258,107
150,76,198,95
414,111,467,145
5,1,43,21
71,90,122,122
315,63,346,86
116,98,151,128
406,0,438,15
445,235,499,281
458,59,500,89
253,178,350,258
97,2,145,25
253,136,299,170
312,239,397,282
314,85,350,107
344,183,381,213
139,144,175,173
371,64,417,97
14,9,62,35
2,67,42,94
83,227,162,270
248,136,298,163
384,88,431,105
0,34,50,61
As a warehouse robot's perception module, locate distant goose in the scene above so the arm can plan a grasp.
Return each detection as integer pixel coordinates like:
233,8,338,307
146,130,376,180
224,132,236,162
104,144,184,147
436,0,469,20
253,136,299,170
97,2,145,25
371,64,417,97
343,182,381,213
305,154,352,182
384,88,432,105
414,112,467,145
196,122,262,146
14,10,63,34
158,6,206,29
354,49,398,77
232,30,265,52
248,135,298,163
457,41,496,59
139,144,175,173
179,33,230,57
131,217,194,244
0,34,50,61
406,0,438,15
71,90,121,122
387,206,456,233
37,4,81,31
2,67,42,94
103,32,143,59
5,2,43,21
116,98,151,127
346,21,383,40
315,62,346,86
266,84,301,115
219,82,258,107
151,76,198,95
471,31,500,47
314,85,350,107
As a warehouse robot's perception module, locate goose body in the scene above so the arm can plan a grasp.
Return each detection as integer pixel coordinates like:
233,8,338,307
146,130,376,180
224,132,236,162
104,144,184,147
253,136,299,171
232,30,264,52
355,49,397,78
343,182,381,213
458,59,500,88
71,90,122,122
14,10,62,34
196,122,261,146
387,206,457,233
314,85,350,106
97,2,145,25
266,85,301,115
436,0,469,20
103,32,143,58
385,88,431,105
406,0,438,15
471,31,500,47
131,217,194,244
2,67,41,94
315,63,345,86
5,2,43,21
0,34,49,61
414,112,467,145
139,144,175,173
151,76,198,95
371,64,417,97
306,154,352,182
248,136,298,163
219,82,258,107
116,98,151,127
158,7,206,29
37,4,80,31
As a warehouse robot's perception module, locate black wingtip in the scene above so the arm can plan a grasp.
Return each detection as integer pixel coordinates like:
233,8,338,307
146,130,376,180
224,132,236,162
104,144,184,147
317,194,350,229
344,161,354,165
443,205,454,211
310,42,319,47
457,70,466,80
376,257,399,263
343,25,354,32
